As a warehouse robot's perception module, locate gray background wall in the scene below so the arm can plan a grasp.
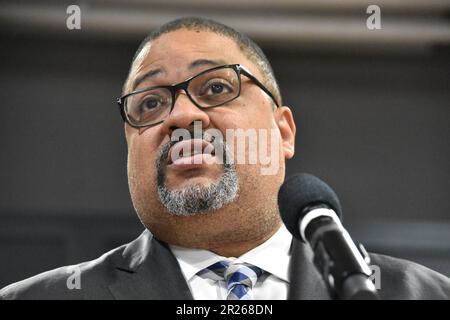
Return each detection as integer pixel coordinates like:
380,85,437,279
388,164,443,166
0,0,449,289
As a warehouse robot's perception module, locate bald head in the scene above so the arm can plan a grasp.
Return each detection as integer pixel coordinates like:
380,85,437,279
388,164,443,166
123,17,282,106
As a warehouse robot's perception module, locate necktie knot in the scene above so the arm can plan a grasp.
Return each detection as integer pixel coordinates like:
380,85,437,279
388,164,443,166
224,263,263,289
198,261,264,300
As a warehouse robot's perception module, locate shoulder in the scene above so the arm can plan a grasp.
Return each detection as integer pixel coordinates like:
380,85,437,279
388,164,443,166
0,230,156,300
370,253,450,299
0,244,127,300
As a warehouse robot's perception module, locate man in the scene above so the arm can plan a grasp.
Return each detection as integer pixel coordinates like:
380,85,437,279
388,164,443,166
1,17,449,300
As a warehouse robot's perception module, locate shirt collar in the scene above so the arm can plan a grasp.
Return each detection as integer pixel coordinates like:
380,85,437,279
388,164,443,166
169,224,292,283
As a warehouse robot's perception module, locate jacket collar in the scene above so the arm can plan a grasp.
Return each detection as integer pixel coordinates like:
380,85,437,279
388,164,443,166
108,230,193,300
287,238,331,300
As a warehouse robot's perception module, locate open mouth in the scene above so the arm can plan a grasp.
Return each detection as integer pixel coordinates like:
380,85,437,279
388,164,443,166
167,138,216,166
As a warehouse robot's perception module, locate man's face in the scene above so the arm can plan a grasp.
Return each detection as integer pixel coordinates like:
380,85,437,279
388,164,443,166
124,29,295,249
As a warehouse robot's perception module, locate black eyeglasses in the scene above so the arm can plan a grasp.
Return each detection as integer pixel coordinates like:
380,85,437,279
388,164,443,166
117,64,279,128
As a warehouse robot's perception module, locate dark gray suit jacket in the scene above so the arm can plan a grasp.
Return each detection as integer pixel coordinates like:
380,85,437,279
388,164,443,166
1,229,449,299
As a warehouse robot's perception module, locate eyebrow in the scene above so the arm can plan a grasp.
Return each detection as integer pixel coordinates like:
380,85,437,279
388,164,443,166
188,58,227,70
132,68,163,91
132,58,228,91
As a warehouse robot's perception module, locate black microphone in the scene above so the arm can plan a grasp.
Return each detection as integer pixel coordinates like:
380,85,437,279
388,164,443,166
278,173,379,300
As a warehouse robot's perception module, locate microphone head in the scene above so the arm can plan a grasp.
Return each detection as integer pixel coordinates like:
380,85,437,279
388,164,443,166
278,173,342,240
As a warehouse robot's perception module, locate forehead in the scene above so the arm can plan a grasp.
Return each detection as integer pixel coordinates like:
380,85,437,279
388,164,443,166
150,29,242,56
127,29,259,91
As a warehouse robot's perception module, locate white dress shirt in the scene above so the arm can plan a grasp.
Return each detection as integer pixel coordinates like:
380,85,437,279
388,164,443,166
169,224,293,300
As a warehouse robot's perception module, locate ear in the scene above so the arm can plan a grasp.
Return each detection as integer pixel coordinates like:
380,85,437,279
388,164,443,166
274,106,296,159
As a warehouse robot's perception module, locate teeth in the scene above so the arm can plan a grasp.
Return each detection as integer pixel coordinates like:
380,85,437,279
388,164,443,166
181,148,203,158
203,133,212,143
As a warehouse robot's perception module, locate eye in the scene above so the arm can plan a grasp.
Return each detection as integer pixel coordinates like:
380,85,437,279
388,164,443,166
201,79,234,96
210,83,225,94
139,95,164,112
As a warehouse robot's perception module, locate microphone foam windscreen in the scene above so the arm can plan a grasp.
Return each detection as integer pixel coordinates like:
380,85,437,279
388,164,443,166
278,173,342,239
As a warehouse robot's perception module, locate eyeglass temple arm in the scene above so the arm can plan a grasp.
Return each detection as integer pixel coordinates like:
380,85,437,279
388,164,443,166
117,98,128,123
238,67,280,108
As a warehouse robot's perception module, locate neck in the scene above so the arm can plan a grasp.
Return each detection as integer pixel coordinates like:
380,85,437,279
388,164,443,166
208,220,282,257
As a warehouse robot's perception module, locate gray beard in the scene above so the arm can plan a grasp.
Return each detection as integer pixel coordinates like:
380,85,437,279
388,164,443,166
155,139,239,216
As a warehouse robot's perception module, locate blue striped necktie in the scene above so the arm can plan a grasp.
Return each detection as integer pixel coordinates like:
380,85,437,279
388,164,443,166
198,261,264,300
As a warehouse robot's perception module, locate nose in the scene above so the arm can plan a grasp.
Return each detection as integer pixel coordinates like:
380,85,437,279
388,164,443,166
160,91,211,136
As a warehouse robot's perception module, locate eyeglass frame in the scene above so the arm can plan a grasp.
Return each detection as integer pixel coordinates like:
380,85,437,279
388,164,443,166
117,64,280,128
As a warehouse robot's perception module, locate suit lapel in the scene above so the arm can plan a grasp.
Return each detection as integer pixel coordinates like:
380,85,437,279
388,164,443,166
108,230,193,300
287,238,331,300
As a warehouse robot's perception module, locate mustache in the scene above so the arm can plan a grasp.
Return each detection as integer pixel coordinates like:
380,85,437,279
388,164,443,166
158,140,177,164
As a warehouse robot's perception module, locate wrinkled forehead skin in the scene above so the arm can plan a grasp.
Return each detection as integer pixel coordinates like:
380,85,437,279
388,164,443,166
124,28,267,96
